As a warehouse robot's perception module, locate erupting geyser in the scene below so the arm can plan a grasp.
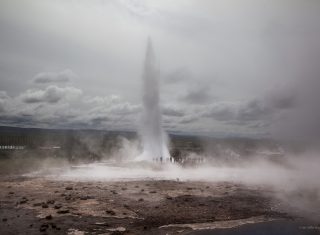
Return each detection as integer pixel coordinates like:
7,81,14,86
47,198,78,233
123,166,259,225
136,38,171,162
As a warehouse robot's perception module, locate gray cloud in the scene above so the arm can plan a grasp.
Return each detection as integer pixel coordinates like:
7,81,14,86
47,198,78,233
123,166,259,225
0,91,9,100
0,91,10,113
0,100,6,113
162,106,184,117
203,103,236,122
181,85,213,104
20,85,82,104
164,68,192,84
33,69,77,84
179,115,199,124
202,99,273,130
237,100,271,122
271,76,320,143
0,87,140,130
264,86,298,110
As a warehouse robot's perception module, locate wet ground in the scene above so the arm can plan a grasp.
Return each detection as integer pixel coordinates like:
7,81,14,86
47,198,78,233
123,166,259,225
191,219,320,235
0,175,301,235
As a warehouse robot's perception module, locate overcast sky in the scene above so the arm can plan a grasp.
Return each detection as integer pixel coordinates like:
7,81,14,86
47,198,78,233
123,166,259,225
0,0,320,138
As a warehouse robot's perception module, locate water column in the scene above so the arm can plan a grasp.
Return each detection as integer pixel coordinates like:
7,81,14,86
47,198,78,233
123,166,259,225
136,38,171,162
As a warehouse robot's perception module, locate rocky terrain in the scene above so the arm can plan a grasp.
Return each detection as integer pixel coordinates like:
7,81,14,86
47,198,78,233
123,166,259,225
0,176,290,235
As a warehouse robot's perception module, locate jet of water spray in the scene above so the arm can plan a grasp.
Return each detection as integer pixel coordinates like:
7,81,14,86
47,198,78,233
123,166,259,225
136,38,170,162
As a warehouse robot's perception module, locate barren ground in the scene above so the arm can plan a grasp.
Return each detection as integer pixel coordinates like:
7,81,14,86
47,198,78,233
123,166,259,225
0,175,295,235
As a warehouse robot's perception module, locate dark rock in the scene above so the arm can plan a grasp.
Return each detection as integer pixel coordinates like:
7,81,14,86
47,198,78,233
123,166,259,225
106,210,116,215
45,215,52,220
65,186,73,190
42,203,49,208
33,202,42,207
8,192,14,195
138,198,144,202
65,196,71,201
149,191,157,194
20,197,28,204
50,223,60,230
50,223,57,229
40,223,49,232
54,204,62,209
2,218,7,222
57,209,70,214
121,187,127,190
166,196,173,200
80,195,94,200
47,200,55,204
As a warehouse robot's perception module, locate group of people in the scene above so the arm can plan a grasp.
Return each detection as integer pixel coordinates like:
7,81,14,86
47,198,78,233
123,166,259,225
152,156,175,163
